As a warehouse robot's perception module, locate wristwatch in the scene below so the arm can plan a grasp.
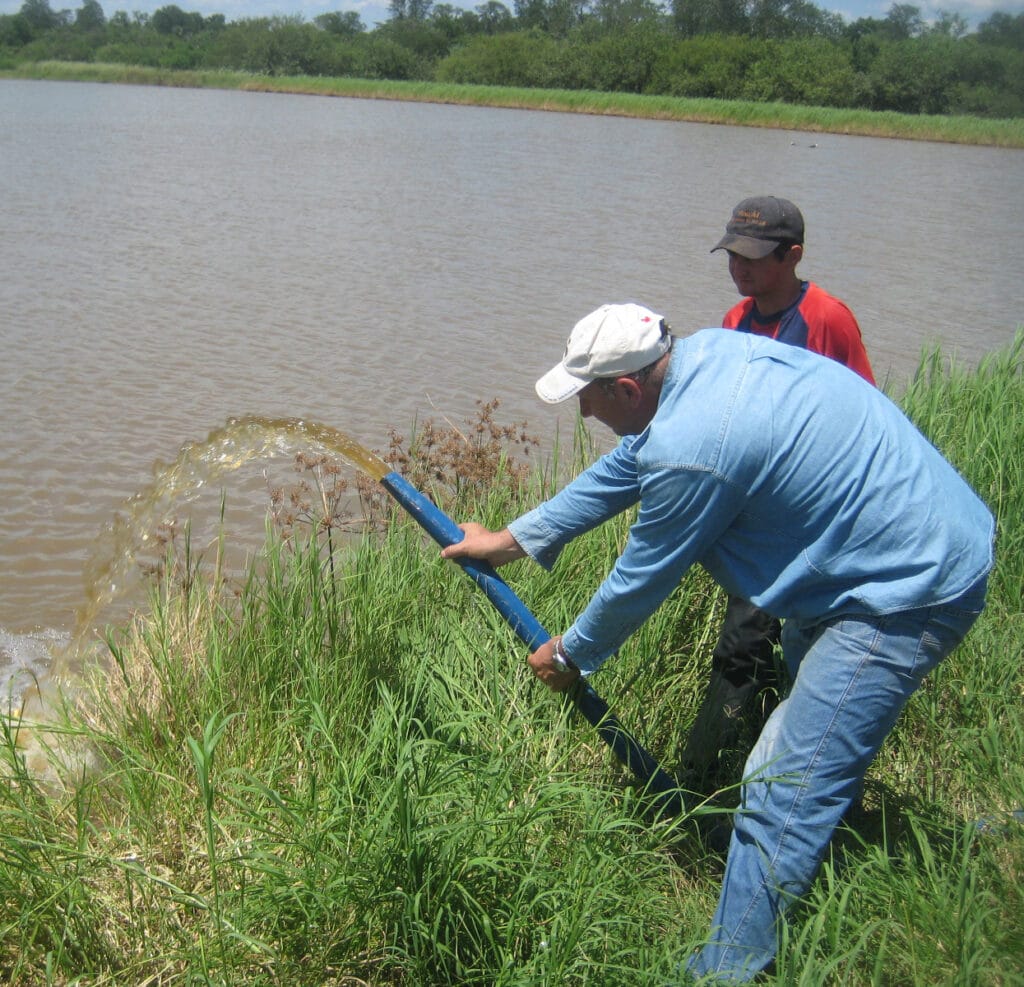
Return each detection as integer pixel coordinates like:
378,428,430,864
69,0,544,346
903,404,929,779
550,637,576,674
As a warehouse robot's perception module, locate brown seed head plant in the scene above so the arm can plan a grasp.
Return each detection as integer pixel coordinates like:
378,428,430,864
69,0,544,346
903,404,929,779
269,399,540,560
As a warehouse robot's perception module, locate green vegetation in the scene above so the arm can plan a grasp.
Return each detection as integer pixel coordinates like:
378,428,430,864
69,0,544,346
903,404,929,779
2,0,1024,128
9,59,1024,146
2,333,1022,984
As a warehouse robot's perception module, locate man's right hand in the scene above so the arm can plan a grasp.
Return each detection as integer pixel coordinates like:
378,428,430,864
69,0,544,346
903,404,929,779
440,523,527,568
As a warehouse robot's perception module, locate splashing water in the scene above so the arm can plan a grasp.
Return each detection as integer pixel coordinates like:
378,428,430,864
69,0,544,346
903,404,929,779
8,416,392,788
73,416,391,645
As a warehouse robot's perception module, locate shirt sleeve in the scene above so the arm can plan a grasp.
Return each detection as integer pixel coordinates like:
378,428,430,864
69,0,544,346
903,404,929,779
508,437,643,570
802,288,876,385
562,463,746,675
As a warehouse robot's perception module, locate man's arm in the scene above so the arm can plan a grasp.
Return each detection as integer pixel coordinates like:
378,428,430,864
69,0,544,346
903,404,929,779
508,439,645,569
563,466,744,674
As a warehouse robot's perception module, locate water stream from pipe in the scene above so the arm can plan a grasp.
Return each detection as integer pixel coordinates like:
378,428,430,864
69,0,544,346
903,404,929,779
9,415,682,812
10,416,393,785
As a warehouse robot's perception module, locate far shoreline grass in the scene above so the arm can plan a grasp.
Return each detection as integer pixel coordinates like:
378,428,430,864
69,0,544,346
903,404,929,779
5,60,1024,148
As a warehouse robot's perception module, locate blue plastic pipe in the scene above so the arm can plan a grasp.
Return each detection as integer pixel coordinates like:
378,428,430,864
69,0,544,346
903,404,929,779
380,470,685,816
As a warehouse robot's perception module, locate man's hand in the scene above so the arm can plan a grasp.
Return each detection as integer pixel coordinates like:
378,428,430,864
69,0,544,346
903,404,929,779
528,638,580,692
440,523,527,568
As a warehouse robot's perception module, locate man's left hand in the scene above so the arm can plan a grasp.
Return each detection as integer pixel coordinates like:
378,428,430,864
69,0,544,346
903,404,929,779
528,638,580,692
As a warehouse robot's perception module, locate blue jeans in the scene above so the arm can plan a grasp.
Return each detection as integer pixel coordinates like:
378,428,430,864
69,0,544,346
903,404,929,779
687,577,988,982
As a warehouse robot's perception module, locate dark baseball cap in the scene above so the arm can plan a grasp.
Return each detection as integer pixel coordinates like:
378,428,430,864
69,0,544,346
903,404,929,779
711,196,805,259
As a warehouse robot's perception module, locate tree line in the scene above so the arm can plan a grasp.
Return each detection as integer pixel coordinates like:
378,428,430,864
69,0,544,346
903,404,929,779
3,0,1023,116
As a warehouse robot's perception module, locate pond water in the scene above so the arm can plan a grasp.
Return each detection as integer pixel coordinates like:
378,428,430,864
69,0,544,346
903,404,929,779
2,78,1022,693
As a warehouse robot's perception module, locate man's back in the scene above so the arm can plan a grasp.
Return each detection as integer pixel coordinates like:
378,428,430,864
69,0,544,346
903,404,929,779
642,329,991,618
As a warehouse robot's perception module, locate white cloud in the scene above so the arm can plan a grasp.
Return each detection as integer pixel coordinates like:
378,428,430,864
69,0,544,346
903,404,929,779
830,0,1023,24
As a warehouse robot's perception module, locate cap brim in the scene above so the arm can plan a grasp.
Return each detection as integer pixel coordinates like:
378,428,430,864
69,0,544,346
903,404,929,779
535,363,591,404
710,233,780,259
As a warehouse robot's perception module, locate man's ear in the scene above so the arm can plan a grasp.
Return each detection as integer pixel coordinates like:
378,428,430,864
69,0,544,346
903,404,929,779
617,377,644,407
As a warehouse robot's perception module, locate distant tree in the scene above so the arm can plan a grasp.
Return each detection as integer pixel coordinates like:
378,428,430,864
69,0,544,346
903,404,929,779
947,35,1024,116
929,8,967,38
430,2,477,37
314,9,365,34
575,20,672,89
514,0,586,35
865,35,956,111
672,0,748,38
108,9,149,28
0,12,35,45
762,0,842,39
844,14,883,41
359,32,426,77
20,0,65,31
151,4,206,36
476,0,513,32
435,28,571,85
648,32,753,95
377,12,450,58
75,0,105,30
977,10,1024,50
756,36,865,102
389,0,433,20
748,0,787,37
589,0,665,33
884,2,923,39
513,0,544,29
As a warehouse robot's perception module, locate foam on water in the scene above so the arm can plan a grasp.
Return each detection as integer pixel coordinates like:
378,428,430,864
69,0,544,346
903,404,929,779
1,626,69,703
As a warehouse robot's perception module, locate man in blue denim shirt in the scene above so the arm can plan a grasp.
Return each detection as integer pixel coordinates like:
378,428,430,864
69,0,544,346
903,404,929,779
442,303,993,982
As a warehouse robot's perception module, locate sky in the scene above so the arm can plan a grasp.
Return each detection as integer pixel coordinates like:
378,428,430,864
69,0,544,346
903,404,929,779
2,0,1020,34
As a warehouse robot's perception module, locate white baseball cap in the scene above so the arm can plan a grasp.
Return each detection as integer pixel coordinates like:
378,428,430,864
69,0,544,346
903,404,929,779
535,303,670,404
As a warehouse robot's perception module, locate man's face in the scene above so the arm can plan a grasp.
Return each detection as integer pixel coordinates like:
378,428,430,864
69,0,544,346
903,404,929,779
727,247,795,299
577,379,642,437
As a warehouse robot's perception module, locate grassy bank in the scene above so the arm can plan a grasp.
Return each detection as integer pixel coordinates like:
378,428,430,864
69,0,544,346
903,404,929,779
6,60,1024,148
2,332,1022,984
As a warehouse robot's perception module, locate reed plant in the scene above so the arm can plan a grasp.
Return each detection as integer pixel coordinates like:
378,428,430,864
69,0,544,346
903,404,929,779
1,332,1021,984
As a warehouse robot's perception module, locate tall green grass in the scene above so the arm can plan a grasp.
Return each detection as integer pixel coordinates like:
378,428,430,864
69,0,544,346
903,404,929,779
6,61,1024,148
1,332,1021,984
